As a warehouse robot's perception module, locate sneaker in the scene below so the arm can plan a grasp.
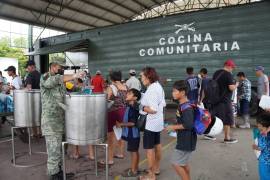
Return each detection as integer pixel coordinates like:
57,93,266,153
239,123,250,129
224,138,238,144
204,135,217,141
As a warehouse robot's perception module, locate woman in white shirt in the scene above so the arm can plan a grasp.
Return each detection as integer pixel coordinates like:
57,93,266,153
139,67,166,180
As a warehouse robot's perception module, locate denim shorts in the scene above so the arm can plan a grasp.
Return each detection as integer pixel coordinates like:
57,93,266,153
239,99,250,115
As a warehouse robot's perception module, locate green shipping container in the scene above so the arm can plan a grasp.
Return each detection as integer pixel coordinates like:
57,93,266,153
38,1,270,97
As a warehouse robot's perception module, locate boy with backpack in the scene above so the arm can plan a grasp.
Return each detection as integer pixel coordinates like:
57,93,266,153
116,88,141,177
165,80,197,180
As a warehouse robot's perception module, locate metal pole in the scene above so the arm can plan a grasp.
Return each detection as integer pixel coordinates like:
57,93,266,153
11,127,16,166
105,144,109,180
62,142,67,180
28,127,32,155
94,145,98,176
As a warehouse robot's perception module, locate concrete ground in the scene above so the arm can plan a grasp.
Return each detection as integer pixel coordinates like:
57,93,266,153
0,109,259,180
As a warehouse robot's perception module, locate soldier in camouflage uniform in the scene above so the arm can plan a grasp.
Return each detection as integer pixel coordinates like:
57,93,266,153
41,62,80,180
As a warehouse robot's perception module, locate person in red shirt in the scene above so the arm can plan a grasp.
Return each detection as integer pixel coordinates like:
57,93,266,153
91,70,105,93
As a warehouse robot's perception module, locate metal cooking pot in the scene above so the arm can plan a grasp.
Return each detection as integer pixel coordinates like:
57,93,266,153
65,94,107,145
13,90,41,127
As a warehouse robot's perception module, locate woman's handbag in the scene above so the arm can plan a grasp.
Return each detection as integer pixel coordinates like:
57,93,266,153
136,113,147,131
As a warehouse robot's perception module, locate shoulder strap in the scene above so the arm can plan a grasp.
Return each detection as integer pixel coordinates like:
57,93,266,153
179,102,193,112
214,70,225,81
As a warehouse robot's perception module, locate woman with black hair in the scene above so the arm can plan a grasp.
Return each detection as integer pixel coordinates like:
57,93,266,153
99,71,127,166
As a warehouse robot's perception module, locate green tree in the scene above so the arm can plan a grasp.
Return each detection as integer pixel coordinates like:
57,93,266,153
0,36,10,46
0,37,28,77
13,36,27,48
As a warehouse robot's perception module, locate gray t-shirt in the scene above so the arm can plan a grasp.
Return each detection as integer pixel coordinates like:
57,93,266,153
126,76,141,91
257,74,269,99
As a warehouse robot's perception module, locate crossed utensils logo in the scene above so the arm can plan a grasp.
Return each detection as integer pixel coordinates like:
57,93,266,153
175,22,196,34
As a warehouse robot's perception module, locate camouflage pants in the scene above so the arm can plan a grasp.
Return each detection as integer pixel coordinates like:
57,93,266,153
45,134,63,175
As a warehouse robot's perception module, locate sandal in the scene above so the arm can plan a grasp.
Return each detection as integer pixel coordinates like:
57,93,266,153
114,154,124,159
142,169,160,176
121,168,138,177
98,160,114,167
69,154,80,160
139,174,156,180
84,155,95,161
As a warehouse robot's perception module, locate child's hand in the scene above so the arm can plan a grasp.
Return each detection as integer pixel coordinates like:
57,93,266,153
116,121,121,128
165,125,175,132
252,144,261,151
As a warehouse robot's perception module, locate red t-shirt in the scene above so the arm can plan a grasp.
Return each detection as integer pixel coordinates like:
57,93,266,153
91,75,105,93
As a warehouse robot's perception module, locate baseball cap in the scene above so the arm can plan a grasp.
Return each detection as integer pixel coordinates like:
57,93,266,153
129,69,136,75
25,60,36,68
255,66,264,72
224,59,236,68
96,70,101,75
4,66,16,72
50,60,65,67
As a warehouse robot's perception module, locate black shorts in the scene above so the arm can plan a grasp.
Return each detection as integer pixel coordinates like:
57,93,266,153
127,138,140,152
211,102,233,126
143,129,161,149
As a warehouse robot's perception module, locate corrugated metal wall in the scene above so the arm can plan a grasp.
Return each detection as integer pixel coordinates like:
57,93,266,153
42,1,270,97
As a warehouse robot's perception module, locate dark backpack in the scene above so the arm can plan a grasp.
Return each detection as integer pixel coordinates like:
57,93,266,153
203,71,225,106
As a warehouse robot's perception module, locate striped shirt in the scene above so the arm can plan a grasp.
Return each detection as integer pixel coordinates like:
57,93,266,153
141,81,166,132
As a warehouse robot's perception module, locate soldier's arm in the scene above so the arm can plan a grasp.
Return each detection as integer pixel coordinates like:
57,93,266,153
63,75,75,83
41,74,63,89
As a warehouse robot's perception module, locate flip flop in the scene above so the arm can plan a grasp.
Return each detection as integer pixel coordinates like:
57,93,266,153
113,155,124,159
84,155,95,161
98,160,114,167
139,174,156,180
121,168,138,177
142,169,160,176
69,154,80,160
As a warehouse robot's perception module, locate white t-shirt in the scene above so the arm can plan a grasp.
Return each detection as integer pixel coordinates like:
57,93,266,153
11,76,23,90
126,76,141,91
140,81,166,132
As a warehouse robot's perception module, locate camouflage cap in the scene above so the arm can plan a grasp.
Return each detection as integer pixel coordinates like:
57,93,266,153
50,60,66,67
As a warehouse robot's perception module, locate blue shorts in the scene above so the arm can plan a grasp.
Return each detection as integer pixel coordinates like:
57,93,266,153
259,161,270,180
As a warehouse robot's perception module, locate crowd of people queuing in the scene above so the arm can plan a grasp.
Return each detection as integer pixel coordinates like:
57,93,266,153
0,59,270,180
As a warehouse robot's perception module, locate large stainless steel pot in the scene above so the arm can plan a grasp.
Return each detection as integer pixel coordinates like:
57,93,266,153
65,94,107,145
13,90,41,127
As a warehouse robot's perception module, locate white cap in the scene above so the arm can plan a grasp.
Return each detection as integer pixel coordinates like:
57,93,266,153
129,69,136,75
96,70,101,75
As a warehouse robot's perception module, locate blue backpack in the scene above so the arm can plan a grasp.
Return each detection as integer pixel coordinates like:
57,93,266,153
180,103,212,135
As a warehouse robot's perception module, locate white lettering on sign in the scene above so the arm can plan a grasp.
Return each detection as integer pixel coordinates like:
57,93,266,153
138,23,240,56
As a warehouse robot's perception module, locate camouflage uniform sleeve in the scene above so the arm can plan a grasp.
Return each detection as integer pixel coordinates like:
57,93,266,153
41,74,63,89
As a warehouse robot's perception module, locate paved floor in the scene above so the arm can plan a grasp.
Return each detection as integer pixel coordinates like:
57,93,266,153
0,109,259,180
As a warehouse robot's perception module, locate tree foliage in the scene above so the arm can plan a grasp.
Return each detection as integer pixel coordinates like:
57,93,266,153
0,36,28,77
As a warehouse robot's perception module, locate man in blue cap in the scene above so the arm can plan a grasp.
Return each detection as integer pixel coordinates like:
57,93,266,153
256,66,269,100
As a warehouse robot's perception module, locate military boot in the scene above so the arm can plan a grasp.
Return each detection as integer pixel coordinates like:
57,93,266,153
49,170,75,180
